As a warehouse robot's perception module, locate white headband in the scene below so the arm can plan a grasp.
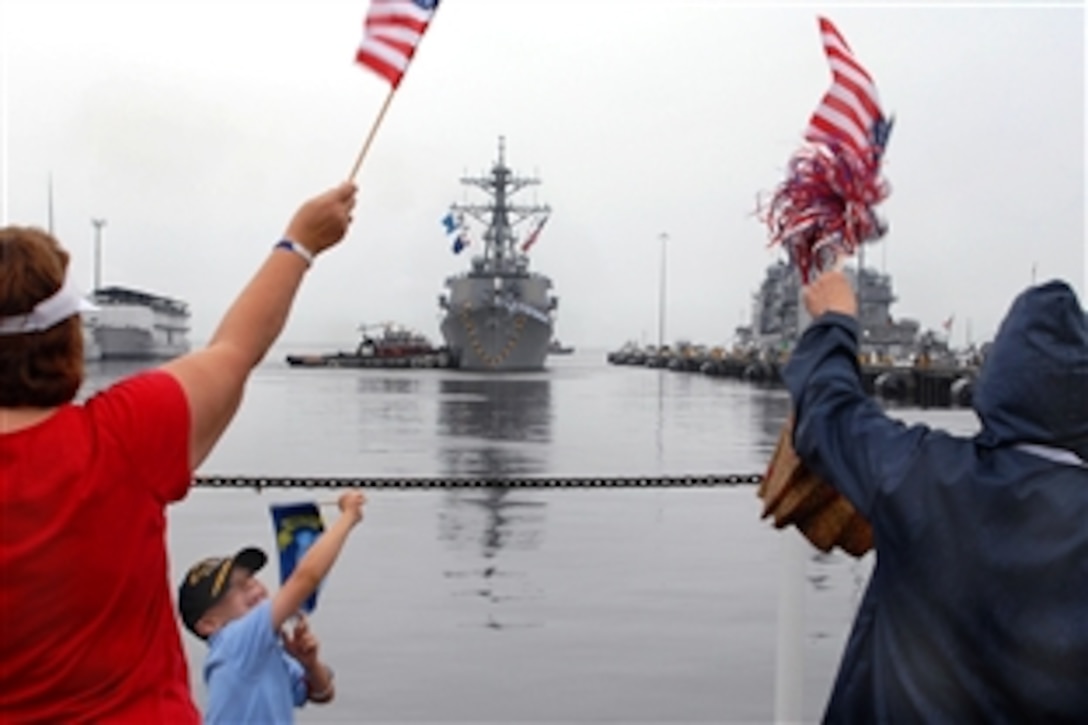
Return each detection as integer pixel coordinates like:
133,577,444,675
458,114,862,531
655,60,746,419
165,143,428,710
0,277,99,335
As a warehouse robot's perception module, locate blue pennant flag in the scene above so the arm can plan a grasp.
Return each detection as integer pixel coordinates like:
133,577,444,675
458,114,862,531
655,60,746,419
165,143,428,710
441,211,470,254
269,502,325,613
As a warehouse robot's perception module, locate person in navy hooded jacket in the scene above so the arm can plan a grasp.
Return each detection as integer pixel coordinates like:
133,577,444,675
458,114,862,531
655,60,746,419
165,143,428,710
783,268,1088,723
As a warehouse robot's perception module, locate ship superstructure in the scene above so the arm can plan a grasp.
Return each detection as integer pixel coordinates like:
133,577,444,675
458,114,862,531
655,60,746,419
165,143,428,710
438,138,557,371
739,261,918,360
86,286,190,360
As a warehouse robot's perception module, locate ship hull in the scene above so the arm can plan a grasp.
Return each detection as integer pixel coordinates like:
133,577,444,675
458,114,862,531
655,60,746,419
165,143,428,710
441,303,551,371
94,324,190,359
82,321,103,361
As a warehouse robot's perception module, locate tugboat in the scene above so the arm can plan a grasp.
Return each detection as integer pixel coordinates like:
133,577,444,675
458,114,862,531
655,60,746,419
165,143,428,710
285,323,451,369
547,338,574,355
438,137,558,371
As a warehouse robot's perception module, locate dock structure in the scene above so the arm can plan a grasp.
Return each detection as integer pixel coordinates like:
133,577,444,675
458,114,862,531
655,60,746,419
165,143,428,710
658,260,984,407
607,345,978,409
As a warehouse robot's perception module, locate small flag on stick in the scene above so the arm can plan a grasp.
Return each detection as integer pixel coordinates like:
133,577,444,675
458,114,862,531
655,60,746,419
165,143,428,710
355,0,440,89
269,502,326,613
348,0,441,181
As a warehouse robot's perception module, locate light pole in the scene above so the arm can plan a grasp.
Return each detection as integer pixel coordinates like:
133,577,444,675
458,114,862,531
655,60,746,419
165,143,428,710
91,218,106,292
657,232,668,351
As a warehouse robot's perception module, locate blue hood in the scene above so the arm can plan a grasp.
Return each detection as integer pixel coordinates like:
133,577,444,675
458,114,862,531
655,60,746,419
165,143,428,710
973,280,1088,458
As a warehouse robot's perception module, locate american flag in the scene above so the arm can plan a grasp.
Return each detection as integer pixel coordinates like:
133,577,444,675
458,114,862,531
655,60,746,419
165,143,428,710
356,0,439,89
805,17,892,167
760,16,894,283
521,216,549,253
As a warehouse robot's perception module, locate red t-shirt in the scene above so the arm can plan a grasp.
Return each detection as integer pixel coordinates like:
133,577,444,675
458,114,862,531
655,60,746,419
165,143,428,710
0,370,200,723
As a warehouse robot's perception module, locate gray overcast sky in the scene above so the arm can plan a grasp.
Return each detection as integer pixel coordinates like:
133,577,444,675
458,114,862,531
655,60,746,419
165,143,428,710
1,0,1084,350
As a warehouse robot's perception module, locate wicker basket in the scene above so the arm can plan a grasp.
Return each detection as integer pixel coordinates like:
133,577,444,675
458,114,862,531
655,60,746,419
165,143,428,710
759,419,873,557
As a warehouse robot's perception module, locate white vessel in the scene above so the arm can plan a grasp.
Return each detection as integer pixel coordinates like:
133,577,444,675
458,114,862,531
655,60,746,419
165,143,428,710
85,286,190,360
82,317,103,361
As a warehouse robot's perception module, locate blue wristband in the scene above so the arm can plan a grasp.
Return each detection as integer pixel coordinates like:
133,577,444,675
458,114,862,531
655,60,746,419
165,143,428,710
275,239,314,267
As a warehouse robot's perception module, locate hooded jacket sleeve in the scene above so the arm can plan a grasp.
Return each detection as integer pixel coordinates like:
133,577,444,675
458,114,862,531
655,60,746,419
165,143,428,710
781,312,929,520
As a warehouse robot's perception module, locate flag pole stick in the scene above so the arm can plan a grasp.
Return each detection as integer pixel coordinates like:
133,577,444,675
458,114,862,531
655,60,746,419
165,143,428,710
347,86,396,183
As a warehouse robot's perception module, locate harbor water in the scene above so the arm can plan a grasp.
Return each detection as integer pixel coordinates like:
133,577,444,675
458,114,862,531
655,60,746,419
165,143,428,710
83,350,980,724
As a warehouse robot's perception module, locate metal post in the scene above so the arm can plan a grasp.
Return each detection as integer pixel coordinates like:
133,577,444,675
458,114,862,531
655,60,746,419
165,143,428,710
658,232,668,351
91,218,106,292
775,530,806,723
774,269,811,725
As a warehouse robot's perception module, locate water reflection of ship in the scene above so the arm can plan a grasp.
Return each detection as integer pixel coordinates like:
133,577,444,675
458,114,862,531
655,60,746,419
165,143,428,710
439,487,546,630
436,377,552,477
436,376,552,629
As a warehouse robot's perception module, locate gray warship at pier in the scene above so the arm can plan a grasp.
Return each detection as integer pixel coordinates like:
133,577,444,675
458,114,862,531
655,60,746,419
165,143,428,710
736,260,924,362
438,138,557,371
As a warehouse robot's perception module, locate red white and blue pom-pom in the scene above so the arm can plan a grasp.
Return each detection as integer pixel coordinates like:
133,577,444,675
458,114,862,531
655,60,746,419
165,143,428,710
761,139,891,283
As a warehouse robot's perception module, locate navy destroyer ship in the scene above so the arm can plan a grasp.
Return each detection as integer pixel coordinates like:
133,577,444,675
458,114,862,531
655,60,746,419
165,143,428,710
438,138,557,371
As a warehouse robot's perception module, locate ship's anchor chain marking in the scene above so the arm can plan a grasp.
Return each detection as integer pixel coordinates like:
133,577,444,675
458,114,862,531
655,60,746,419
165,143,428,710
460,300,526,369
194,473,767,489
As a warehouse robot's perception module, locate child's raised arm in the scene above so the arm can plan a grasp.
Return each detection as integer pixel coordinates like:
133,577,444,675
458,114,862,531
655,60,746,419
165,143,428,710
271,491,366,630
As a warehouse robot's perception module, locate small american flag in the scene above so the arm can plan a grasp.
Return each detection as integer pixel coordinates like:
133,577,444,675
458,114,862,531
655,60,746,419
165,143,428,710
521,216,549,253
805,17,892,167
356,0,439,89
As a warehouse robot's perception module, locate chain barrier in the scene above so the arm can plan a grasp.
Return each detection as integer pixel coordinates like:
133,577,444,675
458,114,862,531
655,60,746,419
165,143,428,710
193,473,765,490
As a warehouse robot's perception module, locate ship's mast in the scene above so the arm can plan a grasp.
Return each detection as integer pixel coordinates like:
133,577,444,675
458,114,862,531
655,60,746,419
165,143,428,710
450,136,550,272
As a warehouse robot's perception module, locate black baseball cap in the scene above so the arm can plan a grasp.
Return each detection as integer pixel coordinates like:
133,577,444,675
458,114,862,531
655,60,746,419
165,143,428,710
178,547,267,638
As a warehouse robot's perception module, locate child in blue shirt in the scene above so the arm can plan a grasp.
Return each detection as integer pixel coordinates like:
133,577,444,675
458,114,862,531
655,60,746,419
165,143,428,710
178,491,365,724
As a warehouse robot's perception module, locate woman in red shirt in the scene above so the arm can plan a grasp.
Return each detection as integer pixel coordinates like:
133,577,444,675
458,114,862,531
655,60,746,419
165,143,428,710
0,181,356,723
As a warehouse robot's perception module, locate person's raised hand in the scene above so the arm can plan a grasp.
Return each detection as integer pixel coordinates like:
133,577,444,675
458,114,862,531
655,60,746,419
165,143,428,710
284,182,357,259
802,268,858,319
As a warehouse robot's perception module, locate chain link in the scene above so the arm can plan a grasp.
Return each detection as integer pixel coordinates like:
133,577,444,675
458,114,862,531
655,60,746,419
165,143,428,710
193,473,765,489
